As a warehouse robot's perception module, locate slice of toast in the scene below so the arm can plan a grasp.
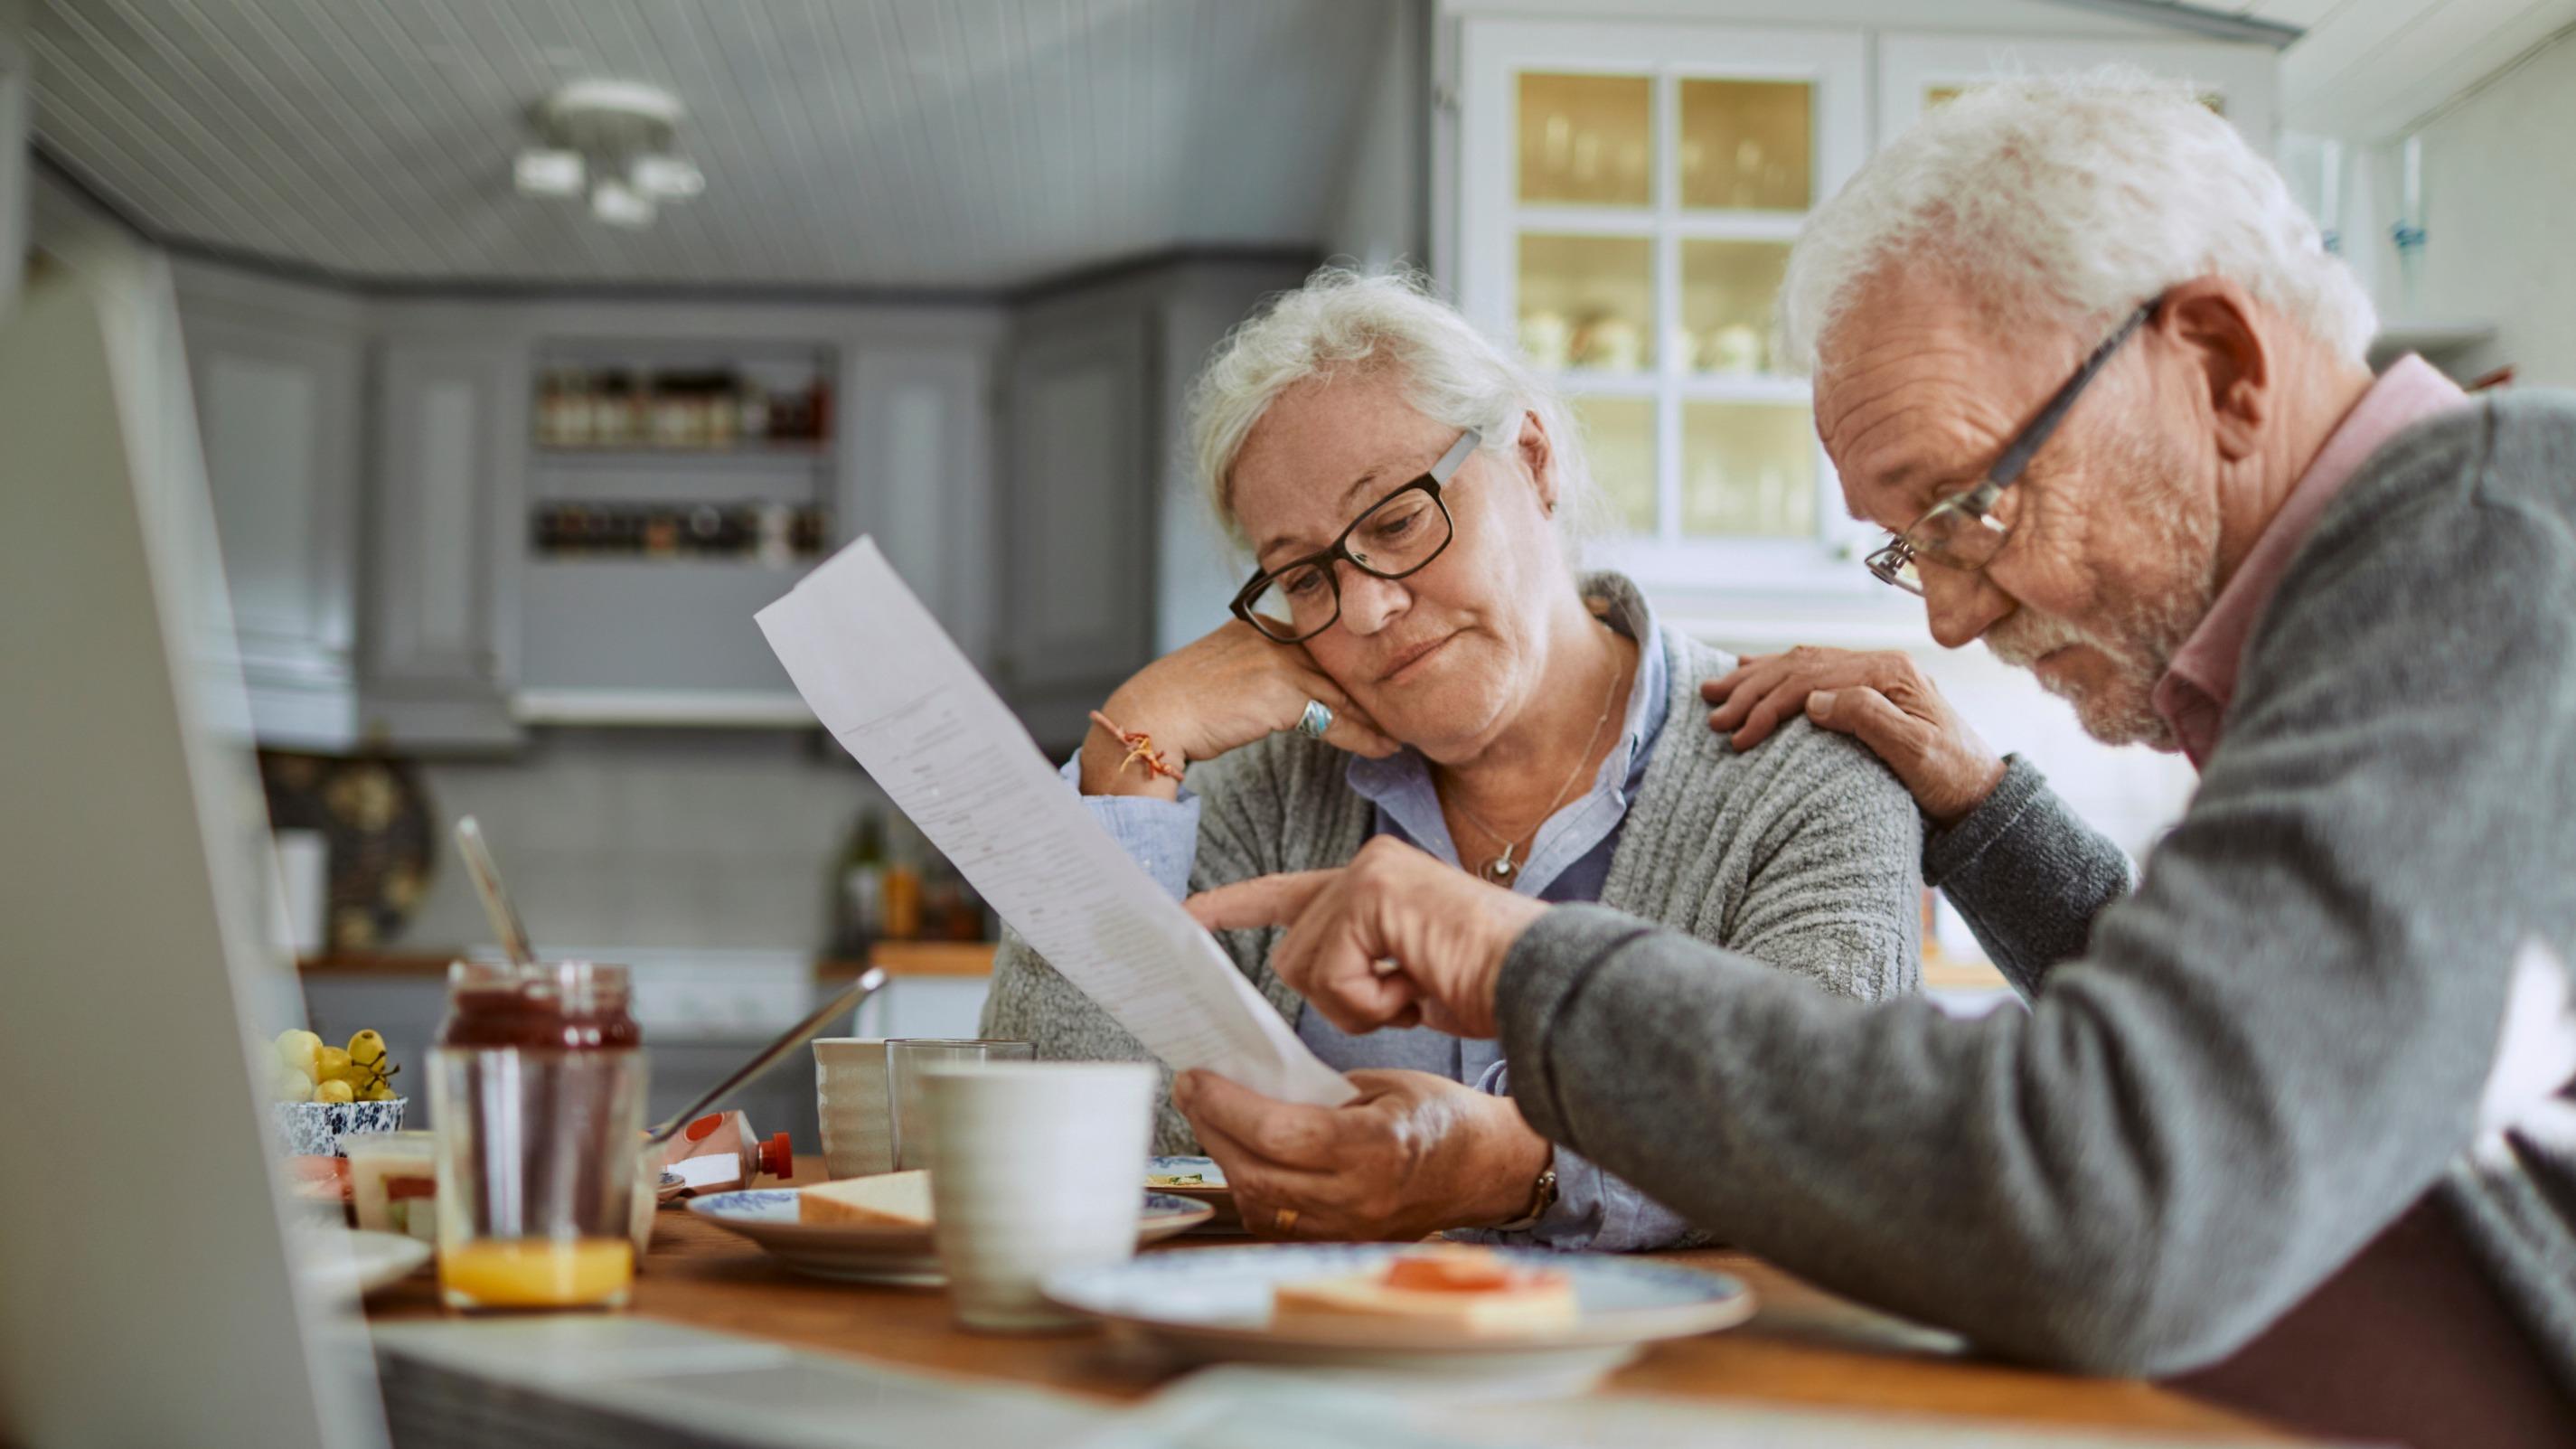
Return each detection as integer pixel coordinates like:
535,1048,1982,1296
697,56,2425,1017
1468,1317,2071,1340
797,1169,934,1228
1271,1248,1578,1336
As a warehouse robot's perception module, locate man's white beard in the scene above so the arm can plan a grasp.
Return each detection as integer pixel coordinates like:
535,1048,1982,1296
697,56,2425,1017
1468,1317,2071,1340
1984,473,2219,750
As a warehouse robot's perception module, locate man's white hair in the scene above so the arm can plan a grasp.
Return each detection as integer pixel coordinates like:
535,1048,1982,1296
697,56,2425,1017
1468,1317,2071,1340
1188,267,1597,550
1777,67,2374,372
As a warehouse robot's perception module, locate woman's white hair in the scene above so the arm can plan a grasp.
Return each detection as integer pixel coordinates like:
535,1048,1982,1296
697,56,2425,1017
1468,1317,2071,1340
1187,267,1597,552
1777,67,2374,372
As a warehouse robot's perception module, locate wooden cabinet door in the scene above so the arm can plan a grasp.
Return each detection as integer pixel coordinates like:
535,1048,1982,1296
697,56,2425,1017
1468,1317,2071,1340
998,314,1153,746
364,338,522,749
177,303,364,748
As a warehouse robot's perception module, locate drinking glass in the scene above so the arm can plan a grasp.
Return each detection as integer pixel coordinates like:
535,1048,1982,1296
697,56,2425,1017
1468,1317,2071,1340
431,960,647,1312
885,1039,1033,1171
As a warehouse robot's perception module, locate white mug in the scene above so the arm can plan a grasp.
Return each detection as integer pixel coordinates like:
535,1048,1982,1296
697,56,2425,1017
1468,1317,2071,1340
813,1038,894,1179
923,1061,1154,1332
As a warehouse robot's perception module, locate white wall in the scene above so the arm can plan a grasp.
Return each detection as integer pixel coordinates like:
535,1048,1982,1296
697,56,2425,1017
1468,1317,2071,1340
1321,0,1428,274
2399,26,2576,388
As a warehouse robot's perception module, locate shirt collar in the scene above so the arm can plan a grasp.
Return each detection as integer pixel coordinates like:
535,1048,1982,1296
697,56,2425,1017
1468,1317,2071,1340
2150,355,2470,768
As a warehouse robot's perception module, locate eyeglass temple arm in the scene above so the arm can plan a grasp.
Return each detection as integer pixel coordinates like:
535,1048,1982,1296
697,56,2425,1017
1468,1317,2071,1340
1431,428,1482,482
1984,302,2159,489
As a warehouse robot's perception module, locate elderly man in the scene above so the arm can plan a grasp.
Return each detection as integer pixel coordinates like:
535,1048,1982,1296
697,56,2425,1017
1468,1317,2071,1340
1180,72,2576,1446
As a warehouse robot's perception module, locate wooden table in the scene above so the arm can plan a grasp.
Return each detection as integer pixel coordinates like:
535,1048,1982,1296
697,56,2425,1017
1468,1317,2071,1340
366,1195,2300,1441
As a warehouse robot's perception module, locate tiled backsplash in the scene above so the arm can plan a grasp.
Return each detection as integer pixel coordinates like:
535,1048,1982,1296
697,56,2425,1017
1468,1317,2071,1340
397,728,882,953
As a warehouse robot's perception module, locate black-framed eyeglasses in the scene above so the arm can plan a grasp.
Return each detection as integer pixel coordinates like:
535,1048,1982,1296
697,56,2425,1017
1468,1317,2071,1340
1866,299,2161,597
1229,429,1482,645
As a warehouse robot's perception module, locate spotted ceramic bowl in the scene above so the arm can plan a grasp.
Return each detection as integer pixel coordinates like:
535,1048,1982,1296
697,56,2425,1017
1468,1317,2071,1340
272,1096,408,1157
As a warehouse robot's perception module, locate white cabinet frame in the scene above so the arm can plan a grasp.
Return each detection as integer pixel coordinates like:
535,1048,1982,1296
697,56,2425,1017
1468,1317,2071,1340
1457,19,1878,597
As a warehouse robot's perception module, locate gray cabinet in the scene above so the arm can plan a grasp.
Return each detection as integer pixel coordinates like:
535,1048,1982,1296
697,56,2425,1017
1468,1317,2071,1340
843,343,998,674
174,274,366,749
999,313,1154,746
364,338,523,749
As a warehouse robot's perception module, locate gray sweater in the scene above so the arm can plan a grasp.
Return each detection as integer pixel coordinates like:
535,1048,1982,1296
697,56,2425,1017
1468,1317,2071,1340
1497,396,2576,1388
981,610,1925,1157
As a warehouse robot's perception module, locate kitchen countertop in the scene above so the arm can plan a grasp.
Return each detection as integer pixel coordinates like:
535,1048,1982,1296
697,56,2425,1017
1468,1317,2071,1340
299,940,998,979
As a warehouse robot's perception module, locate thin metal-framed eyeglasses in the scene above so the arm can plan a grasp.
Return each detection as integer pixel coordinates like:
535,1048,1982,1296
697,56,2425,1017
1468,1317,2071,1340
1229,428,1483,645
1866,299,2161,596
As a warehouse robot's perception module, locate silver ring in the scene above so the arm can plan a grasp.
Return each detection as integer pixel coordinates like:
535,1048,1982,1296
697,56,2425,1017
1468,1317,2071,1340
1297,699,1333,739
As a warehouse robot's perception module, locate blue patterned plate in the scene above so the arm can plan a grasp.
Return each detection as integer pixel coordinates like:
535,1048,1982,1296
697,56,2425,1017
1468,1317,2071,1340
689,1187,1214,1284
1144,1155,1237,1230
1040,1245,1753,1379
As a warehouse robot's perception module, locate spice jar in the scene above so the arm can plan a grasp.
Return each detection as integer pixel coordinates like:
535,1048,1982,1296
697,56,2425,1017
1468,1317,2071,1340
431,960,647,1312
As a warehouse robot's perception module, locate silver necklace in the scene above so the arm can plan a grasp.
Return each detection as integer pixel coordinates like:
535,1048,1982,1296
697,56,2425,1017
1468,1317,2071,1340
1440,635,1629,886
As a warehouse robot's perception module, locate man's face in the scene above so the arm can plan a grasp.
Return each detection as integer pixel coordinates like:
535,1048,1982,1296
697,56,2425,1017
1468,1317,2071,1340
1816,272,2222,748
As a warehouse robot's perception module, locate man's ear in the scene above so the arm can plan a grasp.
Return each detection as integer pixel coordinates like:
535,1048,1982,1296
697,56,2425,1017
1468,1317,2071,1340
2158,277,2269,462
1514,409,1557,513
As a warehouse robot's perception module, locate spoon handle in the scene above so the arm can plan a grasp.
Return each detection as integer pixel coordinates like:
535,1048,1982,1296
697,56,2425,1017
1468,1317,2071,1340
645,968,888,1146
454,816,538,969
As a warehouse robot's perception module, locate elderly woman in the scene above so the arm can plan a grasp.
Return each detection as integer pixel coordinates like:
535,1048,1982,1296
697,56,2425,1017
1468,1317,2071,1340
980,269,1922,1248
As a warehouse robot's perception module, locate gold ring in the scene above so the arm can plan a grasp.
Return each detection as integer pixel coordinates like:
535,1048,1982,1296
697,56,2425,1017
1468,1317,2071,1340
1273,1206,1300,1234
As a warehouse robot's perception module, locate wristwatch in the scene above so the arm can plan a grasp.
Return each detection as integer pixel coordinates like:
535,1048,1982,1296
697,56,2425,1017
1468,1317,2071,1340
1491,1161,1560,1232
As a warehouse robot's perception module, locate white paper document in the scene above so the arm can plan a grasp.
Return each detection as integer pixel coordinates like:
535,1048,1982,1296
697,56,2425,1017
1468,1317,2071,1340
757,538,1355,1106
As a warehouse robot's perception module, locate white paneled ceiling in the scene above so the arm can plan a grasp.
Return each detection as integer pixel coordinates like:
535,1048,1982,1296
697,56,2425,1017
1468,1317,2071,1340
28,0,1387,289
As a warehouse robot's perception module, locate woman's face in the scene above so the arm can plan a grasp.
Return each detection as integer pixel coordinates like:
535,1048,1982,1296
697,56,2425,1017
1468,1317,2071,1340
1227,372,1568,762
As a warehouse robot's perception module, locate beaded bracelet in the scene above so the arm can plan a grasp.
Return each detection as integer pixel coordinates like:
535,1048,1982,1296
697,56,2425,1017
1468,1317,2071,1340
1088,710,1186,783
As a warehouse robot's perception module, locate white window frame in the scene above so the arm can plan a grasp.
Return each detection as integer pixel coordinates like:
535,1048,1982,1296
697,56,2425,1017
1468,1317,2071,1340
1458,18,1879,600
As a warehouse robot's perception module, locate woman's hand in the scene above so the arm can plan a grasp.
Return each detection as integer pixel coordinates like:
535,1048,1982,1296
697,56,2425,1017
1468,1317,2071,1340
1185,836,1545,1039
1081,620,1400,798
1701,647,2007,826
1172,1068,1554,1241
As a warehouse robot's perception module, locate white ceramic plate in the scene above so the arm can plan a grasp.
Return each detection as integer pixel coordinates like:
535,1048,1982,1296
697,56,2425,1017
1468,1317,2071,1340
296,1226,433,1300
1143,1155,1237,1231
689,1188,1216,1284
1040,1245,1754,1388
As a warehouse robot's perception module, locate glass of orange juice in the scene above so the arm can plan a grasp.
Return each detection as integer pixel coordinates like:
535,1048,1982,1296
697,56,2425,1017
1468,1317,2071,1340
431,960,647,1312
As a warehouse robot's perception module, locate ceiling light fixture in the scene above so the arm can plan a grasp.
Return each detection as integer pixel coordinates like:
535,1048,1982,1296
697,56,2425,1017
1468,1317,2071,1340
513,80,703,230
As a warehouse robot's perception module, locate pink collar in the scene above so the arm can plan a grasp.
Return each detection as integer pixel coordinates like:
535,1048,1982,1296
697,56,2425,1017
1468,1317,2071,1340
2150,356,2470,767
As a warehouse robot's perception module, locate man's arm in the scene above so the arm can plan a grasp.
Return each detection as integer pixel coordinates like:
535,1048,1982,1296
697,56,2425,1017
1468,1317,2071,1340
1500,426,2572,1374
1923,755,2136,997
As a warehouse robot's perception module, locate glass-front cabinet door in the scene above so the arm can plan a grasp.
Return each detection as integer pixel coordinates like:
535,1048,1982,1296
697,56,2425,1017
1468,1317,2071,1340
1458,21,1868,595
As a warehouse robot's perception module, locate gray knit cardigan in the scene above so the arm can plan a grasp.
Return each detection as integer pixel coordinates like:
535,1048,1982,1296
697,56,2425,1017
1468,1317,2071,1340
981,575,1927,1153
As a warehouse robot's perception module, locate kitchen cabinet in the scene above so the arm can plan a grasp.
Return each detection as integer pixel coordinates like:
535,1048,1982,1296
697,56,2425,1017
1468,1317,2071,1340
174,268,367,749
1444,10,2280,640
842,343,998,675
998,309,1154,746
363,336,524,750
1456,19,1876,602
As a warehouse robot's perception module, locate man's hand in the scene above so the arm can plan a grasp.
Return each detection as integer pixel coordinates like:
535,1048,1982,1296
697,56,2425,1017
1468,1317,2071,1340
1172,1068,1554,1241
1186,836,1547,1039
1701,646,2007,825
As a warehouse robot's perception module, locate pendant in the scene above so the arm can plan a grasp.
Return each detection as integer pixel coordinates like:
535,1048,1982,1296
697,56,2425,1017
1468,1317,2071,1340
1481,846,1518,885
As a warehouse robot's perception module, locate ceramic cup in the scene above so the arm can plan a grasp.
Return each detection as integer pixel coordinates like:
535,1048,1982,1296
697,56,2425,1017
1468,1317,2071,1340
885,1039,1034,1172
922,1061,1154,1331
814,1038,897,1179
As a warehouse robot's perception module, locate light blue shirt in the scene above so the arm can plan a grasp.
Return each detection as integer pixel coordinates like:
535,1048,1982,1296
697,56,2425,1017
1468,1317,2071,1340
1066,588,1691,1251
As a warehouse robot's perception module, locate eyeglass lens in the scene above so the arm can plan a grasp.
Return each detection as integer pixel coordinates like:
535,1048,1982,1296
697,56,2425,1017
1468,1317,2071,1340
1243,487,1453,641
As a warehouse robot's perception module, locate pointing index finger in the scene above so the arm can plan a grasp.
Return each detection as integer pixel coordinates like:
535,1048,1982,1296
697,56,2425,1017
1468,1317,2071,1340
1186,869,1340,933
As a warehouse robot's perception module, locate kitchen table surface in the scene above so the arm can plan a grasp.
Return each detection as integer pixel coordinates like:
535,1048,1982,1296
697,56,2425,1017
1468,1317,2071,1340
362,1175,2305,1442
